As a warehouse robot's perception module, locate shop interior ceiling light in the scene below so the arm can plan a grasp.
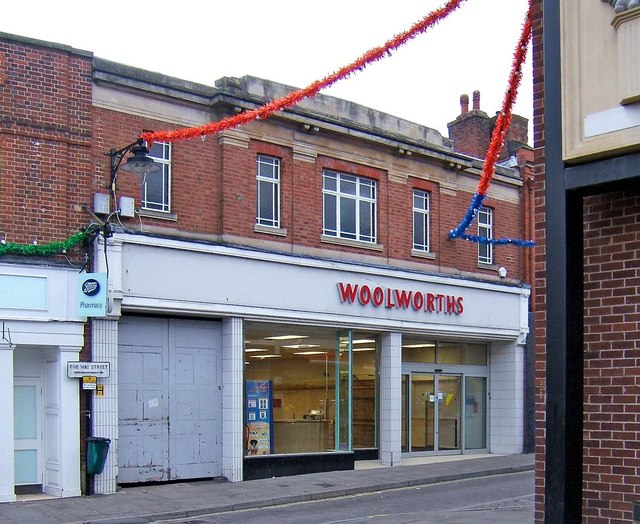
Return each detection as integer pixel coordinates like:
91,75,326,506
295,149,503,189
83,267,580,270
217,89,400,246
265,335,310,340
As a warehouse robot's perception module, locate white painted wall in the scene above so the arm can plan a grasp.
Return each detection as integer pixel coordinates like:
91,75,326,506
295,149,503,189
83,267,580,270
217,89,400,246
380,332,402,466
222,318,243,482
489,341,525,454
0,347,15,502
117,235,530,341
0,263,85,503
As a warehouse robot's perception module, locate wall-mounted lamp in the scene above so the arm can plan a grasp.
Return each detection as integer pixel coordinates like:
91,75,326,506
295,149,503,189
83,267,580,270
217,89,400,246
498,266,507,278
106,138,161,192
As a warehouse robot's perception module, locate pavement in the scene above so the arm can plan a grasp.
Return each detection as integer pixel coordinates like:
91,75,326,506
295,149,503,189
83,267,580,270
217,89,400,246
0,453,534,524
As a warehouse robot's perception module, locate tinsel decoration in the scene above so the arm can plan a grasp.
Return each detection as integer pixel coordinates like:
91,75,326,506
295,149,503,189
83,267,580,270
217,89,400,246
4,0,537,257
460,234,535,247
141,0,466,144
448,0,535,248
0,231,92,257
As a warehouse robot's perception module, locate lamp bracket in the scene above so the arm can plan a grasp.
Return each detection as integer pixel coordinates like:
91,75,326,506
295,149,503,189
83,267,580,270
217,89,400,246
105,138,144,188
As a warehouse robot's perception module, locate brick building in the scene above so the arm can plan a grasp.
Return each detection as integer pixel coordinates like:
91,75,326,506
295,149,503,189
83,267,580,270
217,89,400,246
1,31,533,501
534,1,640,522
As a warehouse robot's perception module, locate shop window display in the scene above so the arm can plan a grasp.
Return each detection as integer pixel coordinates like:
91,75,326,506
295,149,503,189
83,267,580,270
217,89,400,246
244,322,377,456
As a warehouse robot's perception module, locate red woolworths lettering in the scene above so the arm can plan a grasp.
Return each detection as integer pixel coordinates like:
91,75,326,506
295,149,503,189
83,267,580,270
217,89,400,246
395,289,412,309
359,285,372,305
372,287,384,307
337,282,464,315
338,282,359,303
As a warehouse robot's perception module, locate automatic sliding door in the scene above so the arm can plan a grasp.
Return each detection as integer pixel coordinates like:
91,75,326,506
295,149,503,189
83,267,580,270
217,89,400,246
410,374,435,452
403,373,462,454
437,375,461,451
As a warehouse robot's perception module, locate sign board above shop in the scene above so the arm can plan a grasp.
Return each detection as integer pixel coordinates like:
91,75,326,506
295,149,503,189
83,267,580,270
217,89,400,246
77,273,107,317
121,240,530,338
67,361,111,378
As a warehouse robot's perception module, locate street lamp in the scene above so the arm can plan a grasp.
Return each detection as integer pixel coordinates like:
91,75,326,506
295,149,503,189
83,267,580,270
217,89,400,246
106,138,161,191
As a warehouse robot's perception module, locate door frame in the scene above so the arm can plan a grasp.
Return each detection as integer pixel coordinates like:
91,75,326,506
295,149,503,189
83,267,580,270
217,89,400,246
13,378,43,489
401,364,489,456
402,371,462,455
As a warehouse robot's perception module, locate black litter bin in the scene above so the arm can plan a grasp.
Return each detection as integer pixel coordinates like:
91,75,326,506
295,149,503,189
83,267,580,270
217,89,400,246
87,437,111,475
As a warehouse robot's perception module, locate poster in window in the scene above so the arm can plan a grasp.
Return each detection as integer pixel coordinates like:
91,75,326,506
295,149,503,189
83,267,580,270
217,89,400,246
245,380,273,455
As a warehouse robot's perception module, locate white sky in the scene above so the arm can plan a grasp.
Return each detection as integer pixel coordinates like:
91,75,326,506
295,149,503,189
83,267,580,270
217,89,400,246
1,0,532,139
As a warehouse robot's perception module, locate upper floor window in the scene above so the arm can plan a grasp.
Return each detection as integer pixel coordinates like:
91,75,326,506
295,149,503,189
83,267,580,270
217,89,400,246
142,142,171,212
413,190,430,252
256,155,281,228
478,206,493,265
323,170,376,243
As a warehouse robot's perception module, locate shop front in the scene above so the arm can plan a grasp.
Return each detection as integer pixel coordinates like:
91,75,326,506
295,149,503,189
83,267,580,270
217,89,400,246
401,340,489,455
242,323,378,478
0,263,85,503
92,233,529,491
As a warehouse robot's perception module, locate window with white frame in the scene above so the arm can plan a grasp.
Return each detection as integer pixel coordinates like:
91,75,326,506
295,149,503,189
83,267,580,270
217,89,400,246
142,141,171,212
477,206,493,265
256,155,281,228
413,189,430,252
323,170,376,243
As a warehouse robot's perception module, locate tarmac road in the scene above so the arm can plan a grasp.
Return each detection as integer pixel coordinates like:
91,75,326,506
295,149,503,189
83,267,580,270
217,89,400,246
152,471,534,524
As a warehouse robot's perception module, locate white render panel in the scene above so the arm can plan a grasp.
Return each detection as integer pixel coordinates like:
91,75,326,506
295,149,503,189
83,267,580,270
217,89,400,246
222,318,243,482
0,263,87,323
119,237,529,339
489,341,524,454
380,332,402,466
0,347,15,503
46,347,82,498
92,319,119,495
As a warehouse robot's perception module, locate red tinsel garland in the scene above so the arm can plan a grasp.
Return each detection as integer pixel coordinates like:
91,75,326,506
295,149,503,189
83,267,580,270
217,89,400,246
476,0,532,196
141,0,466,144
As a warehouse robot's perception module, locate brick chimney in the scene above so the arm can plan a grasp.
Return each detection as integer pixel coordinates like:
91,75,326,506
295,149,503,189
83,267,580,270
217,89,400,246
447,91,493,159
492,113,529,159
447,91,529,161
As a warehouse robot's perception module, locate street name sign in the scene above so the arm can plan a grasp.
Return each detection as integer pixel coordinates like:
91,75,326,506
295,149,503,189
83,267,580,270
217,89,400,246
67,361,111,378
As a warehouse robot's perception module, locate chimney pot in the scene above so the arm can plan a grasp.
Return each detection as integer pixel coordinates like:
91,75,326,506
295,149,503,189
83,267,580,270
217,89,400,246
473,90,481,111
460,94,469,114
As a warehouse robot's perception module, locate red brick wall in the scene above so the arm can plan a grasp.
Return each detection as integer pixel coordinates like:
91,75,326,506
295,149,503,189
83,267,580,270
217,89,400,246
582,189,640,522
532,0,640,520
532,0,547,520
96,107,526,281
0,38,92,249
93,107,221,236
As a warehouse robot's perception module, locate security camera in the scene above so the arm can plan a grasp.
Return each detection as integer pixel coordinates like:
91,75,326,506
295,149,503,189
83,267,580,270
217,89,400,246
498,266,507,278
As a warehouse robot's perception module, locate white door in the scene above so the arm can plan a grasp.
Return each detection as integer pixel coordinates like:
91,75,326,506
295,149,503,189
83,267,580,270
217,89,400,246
118,317,222,483
169,320,223,478
14,380,42,487
118,317,169,482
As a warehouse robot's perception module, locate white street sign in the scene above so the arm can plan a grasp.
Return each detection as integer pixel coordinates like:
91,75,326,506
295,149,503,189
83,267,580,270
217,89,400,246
67,361,111,378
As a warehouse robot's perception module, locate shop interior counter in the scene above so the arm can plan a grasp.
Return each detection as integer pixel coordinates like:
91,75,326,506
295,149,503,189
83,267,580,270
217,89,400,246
273,419,334,453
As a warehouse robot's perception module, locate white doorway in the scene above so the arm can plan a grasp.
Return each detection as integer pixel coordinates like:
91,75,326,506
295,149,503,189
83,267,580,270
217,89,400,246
14,379,43,492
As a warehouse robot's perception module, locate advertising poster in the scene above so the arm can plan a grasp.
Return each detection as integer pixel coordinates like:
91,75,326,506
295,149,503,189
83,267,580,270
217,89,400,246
245,380,273,455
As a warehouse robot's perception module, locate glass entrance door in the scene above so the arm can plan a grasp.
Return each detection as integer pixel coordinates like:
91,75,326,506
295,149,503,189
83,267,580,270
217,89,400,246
437,375,461,451
14,380,42,487
410,374,435,452
401,373,461,454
